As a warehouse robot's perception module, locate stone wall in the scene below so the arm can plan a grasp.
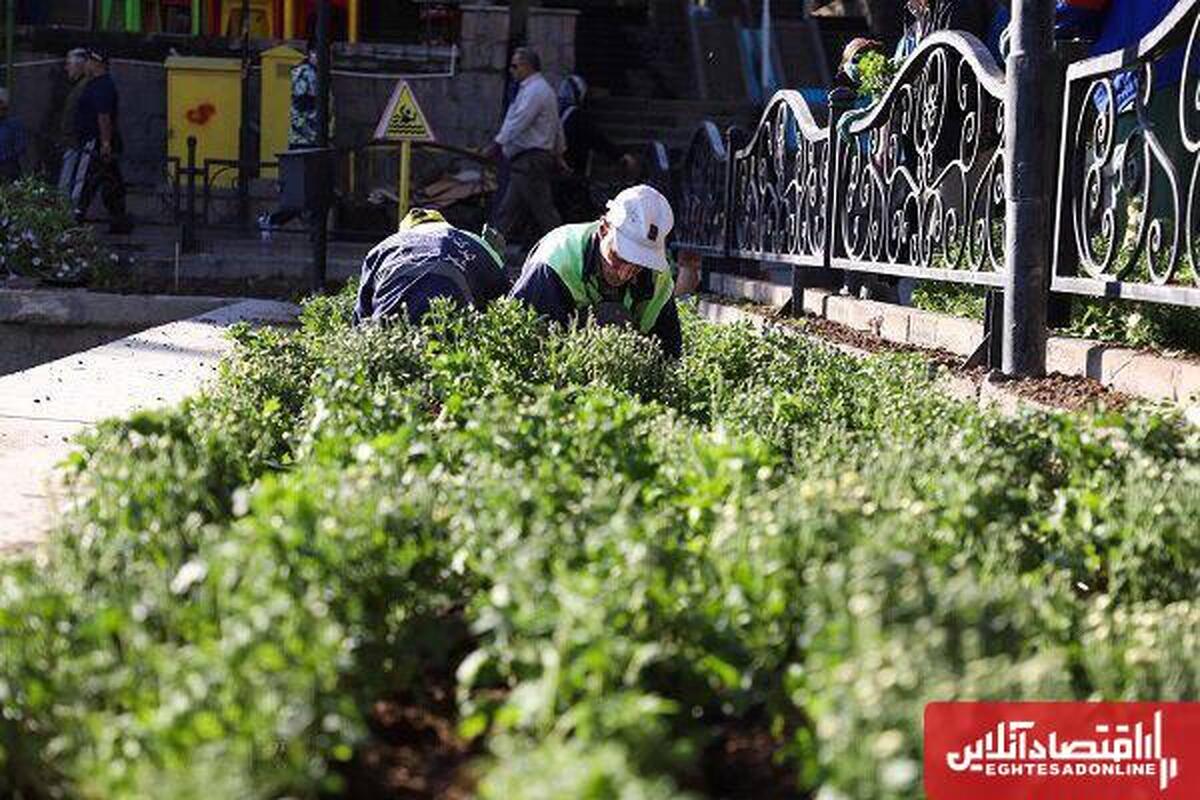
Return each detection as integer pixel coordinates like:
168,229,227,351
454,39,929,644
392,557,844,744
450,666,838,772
11,58,202,187
526,8,579,92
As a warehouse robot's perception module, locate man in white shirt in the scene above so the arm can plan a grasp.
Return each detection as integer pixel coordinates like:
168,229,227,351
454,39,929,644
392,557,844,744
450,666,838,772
485,47,564,245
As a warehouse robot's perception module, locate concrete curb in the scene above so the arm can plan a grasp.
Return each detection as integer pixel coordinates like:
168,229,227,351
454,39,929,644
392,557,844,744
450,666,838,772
0,299,300,553
705,273,1200,406
0,289,239,328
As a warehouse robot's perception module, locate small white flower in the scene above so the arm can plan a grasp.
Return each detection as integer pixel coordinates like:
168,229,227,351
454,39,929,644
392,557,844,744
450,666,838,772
170,560,208,595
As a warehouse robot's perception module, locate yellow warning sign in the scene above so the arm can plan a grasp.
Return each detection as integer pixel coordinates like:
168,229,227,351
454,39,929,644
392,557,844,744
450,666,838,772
374,80,436,142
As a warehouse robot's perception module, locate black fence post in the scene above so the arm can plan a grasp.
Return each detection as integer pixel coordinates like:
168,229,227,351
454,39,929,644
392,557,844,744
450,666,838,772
823,87,856,269
721,126,738,260
793,85,857,316
238,0,253,228
1002,0,1055,376
183,136,198,254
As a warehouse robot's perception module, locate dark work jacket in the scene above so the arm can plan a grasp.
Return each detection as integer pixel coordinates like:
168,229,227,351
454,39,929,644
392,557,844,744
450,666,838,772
353,224,510,325
508,229,683,358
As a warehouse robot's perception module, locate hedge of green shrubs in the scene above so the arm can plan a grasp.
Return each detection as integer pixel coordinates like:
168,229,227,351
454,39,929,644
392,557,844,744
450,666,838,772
0,289,1197,798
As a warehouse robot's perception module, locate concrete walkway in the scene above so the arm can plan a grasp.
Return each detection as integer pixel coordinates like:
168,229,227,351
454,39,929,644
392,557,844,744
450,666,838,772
0,300,299,552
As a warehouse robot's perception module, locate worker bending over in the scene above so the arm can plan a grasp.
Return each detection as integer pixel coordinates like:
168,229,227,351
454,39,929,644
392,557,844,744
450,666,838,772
509,185,698,358
353,209,511,325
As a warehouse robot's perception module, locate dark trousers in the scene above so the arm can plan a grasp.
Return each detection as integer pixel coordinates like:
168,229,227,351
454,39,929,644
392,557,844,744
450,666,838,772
74,141,129,227
491,149,562,244
267,208,304,227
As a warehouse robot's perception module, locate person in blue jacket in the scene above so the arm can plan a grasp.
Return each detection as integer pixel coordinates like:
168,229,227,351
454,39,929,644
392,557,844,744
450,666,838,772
353,209,511,326
1056,0,1185,234
1056,0,1182,112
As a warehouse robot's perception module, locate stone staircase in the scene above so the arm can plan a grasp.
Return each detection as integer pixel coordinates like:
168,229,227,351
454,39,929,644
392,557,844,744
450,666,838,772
572,2,694,100
589,96,758,160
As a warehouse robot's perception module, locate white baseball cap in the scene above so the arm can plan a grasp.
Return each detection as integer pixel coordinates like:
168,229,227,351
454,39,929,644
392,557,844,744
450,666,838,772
605,185,674,273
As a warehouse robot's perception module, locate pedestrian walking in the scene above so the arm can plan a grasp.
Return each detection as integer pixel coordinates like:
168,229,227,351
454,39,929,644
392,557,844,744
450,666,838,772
71,50,132,234
56,48,92,197
485,47,564,245
0,89,26,184
555,74,638,223
259,38,335,234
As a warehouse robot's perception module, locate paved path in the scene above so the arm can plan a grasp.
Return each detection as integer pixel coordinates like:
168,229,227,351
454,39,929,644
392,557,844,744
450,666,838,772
0,300,298,552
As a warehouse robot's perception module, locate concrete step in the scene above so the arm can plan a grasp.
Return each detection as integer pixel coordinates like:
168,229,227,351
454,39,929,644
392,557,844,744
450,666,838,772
599,119,749,148
591,97,756,115
588,107,751,127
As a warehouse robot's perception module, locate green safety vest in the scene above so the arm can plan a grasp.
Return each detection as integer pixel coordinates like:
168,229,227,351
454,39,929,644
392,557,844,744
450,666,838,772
531,221,674,334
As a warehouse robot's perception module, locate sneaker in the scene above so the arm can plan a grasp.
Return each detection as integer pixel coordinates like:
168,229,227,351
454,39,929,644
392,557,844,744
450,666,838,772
257,212,273,241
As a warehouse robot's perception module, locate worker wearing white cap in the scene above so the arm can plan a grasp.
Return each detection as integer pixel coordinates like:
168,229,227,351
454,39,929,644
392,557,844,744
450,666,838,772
509,184,696,357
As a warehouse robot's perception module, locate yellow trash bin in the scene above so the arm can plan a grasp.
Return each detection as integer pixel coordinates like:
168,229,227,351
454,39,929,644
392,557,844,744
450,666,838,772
165,56,242,188
260,45,304,178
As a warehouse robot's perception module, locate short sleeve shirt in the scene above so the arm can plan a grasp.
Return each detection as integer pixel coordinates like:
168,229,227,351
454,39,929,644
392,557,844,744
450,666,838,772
75,73,118,144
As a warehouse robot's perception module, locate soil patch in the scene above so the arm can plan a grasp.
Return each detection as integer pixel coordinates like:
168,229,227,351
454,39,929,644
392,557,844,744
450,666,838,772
994,372,1130,412
690,720,802,800
344,687,478,800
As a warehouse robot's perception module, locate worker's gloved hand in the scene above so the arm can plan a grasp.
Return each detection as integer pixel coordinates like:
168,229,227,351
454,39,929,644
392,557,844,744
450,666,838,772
673,249,702,298
591,301,635,329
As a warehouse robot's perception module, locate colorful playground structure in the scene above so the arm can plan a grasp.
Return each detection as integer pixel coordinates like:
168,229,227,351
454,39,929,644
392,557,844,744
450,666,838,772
95,0,359,41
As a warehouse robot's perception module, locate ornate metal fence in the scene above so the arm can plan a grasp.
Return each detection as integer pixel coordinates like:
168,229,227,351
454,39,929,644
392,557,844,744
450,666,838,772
676,30,1010,290
672,8,1200,372
833,32,1009,286
676,121,730,256
728,91,831,267
1052,0,1200,307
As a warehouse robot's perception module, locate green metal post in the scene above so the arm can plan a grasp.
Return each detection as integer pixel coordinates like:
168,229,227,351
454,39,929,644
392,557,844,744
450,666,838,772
101,0,113,29
126,0,142,32
191,0,201,35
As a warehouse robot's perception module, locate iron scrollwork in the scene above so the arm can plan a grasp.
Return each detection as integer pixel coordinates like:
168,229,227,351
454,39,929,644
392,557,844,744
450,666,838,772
1056,0,1200,304
838,32,1008,278
729,91,830,265
676,122,729,254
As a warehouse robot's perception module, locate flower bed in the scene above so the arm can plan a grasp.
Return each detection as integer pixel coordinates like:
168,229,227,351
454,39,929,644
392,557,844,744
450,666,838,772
0,290,1196,798
0,178,114,284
